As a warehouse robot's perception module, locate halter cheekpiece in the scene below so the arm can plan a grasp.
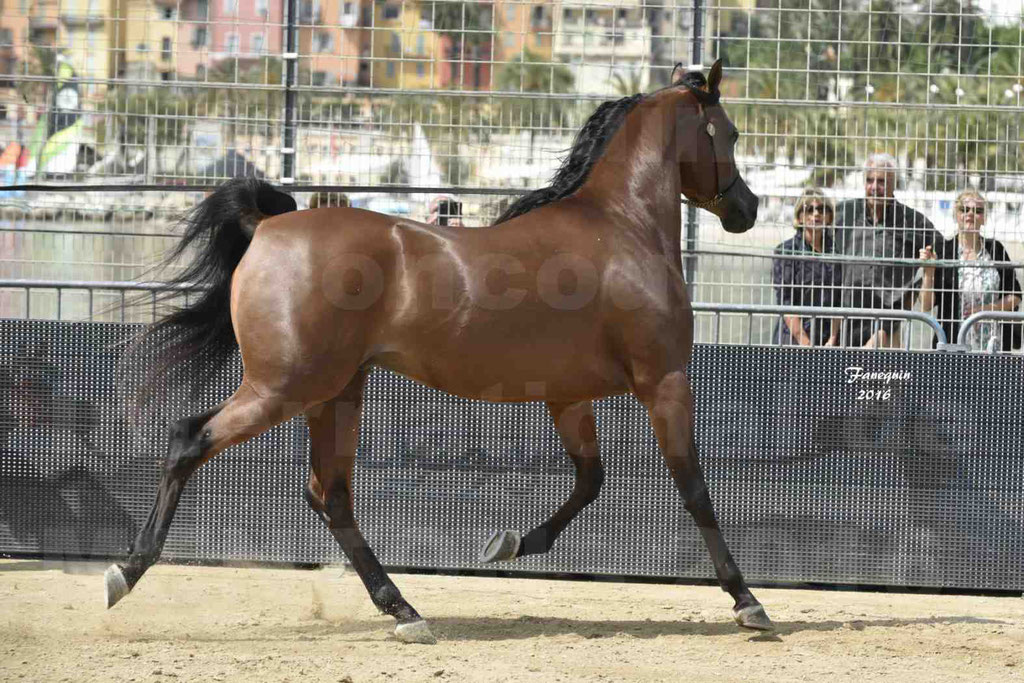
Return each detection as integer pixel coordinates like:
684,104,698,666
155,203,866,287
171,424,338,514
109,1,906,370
678,79,737,210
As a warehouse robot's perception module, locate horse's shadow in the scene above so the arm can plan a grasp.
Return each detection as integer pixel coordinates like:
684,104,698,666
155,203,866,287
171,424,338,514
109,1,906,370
0,339,137,558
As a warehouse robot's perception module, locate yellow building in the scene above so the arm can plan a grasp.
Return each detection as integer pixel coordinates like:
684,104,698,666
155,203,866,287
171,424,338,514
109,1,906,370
122,0,180,82
56,0,128,97
366,0,442,90
493,0,552,66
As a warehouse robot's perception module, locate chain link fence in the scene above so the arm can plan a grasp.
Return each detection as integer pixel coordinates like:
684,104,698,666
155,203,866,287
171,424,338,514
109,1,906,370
1,0,1023,350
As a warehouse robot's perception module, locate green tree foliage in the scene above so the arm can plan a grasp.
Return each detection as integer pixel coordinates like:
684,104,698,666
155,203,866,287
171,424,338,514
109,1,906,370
718,0,1024,189
495,50,577,162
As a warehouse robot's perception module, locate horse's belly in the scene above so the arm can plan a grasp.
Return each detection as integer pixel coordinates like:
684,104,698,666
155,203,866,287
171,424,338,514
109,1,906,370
375,341,628,404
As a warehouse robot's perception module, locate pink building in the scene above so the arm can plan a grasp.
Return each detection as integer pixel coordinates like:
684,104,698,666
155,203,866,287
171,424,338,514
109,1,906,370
173,0,285,80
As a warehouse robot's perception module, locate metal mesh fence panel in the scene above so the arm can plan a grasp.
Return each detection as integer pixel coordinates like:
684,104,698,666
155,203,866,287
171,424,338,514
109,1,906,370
3,2,1024,349
2,318,1023,590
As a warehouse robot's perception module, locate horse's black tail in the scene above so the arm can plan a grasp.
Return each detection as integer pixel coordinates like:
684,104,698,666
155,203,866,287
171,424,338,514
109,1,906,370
132,177,296,403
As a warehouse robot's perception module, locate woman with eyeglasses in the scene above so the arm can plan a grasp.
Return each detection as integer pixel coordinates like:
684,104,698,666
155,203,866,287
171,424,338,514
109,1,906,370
771,188,842,346
920,189,1022,352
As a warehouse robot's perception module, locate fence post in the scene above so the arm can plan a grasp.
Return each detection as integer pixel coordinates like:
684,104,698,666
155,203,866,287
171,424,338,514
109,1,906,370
684,0,704,299
281,0,299,185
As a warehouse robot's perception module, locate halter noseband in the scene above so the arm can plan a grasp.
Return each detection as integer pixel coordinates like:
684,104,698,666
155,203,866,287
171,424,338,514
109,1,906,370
679,80,740,211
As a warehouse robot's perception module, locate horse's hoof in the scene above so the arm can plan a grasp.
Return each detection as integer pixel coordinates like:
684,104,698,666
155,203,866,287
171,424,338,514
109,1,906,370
479,530,521,563
104,564,130,609
733,604,774,631
395,619,436,644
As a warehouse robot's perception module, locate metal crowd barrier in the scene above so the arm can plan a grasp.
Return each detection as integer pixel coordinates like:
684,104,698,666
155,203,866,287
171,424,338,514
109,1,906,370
692,303,948,349
0,278,964,351
956,311,1024,352
2,318,1023,591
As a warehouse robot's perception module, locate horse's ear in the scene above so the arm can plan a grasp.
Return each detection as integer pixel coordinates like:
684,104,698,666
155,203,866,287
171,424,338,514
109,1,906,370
670,62,685,86
708,59,723,92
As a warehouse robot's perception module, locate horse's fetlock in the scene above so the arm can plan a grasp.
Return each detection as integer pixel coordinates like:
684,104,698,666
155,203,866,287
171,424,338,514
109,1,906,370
373,583,403,609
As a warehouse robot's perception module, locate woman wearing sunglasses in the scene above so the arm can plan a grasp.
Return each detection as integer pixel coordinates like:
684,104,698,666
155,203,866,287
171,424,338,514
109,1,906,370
920,189,1022,352
771,188,842,346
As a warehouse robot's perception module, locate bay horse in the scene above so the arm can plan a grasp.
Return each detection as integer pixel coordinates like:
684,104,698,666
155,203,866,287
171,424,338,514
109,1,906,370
104,60,770,643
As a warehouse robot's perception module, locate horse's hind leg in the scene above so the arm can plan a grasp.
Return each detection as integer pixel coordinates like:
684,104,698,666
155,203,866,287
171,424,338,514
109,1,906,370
643,370,773,631
481,400,604,562
105,383,302,608
304,370,434,644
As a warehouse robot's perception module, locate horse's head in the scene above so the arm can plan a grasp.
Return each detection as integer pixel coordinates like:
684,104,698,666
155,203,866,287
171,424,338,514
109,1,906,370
672,60,758,234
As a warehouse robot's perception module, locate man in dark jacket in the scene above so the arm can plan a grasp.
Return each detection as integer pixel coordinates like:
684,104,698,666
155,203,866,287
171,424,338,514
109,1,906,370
834,153,945,347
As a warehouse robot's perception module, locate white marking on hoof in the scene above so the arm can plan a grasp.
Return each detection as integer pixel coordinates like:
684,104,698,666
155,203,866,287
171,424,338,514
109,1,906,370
104,564,130,609
733,604,774,631
395,619,436,644
479,530,521,563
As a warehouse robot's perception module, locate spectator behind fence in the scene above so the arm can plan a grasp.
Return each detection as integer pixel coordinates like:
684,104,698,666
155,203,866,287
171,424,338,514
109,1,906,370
309,192,350,209
428,195,463,227
834,153,944,348
919,189,1022,352
771,188,842,346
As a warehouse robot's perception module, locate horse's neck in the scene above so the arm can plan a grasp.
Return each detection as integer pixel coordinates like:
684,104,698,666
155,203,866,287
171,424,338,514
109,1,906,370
579,103,682,258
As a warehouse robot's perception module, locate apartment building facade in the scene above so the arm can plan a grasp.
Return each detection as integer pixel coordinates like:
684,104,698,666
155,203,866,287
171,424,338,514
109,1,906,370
173,0,285,80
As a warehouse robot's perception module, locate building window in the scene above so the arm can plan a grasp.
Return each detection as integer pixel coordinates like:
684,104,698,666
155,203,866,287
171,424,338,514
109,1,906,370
136,42,147,53
564,9,576,21
502,34,514,49
160,71,171,81
534,33,542,46
383,4,399,19
251,33,265,54
504,6,515,24
416,34,424,54
389,33,400,54
192,27,208,47
196,64,207,79
225,32,239,54
386,61,395,78
416,62,424,77
256,0,268,16
162,7,175,20
341,1,357,26
312,71,327,86
161,37,172,61
195,0,209,20
223,0,238,15
315,31,333,52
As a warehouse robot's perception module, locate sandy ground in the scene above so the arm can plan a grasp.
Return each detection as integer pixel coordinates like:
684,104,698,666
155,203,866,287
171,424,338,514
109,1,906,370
2,559,1023,682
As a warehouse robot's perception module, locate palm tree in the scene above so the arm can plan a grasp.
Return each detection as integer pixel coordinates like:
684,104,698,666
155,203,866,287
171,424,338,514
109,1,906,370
496,50,575,163
610,69,645,97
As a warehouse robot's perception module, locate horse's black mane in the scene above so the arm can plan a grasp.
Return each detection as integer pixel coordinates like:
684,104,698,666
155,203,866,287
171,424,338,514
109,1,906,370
492,72,710,225
492,93,645,224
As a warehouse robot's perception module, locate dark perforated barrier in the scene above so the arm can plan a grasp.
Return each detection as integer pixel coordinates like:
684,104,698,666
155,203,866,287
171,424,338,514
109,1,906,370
2,319,1023,590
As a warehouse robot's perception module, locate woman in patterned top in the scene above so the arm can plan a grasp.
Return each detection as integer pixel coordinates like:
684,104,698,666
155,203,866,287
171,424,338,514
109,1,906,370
920,189,1022,352
771,188,843,346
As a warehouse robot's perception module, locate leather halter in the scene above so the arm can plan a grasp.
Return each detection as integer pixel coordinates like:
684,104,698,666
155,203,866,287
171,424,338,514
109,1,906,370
679,81,740,211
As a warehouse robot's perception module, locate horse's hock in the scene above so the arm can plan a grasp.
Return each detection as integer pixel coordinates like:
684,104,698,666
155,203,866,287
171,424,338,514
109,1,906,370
1,318,1022,592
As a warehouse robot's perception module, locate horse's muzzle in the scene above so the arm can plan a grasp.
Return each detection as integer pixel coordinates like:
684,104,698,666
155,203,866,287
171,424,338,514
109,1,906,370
719,177,759,234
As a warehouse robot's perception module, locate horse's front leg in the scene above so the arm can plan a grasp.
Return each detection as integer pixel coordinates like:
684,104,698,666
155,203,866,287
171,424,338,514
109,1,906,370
642,369,773,630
